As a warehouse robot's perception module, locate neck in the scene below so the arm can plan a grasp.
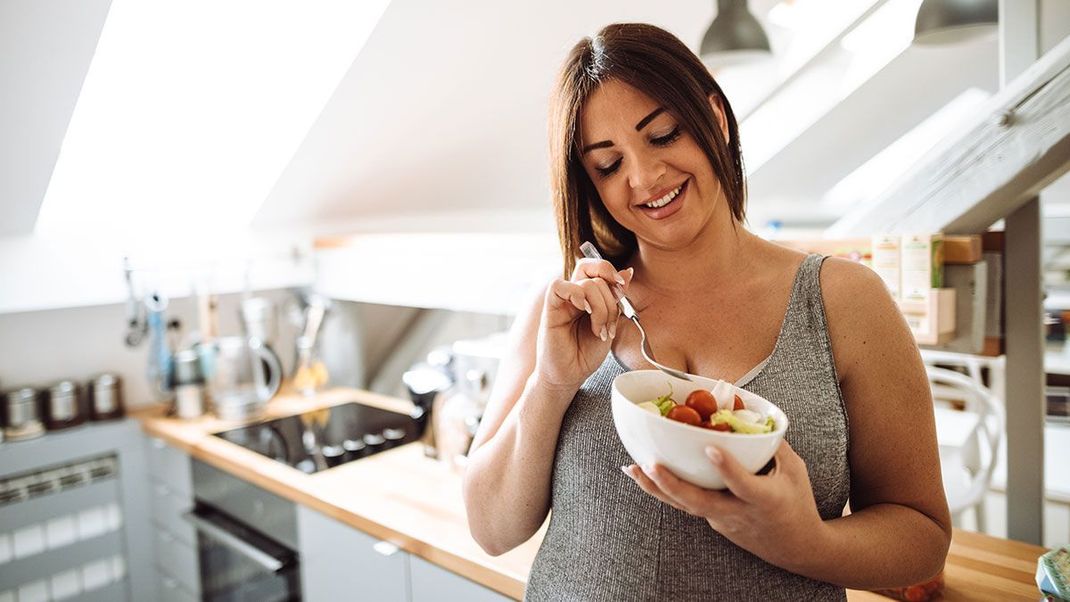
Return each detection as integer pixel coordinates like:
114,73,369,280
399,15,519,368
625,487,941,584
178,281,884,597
631,210,757,297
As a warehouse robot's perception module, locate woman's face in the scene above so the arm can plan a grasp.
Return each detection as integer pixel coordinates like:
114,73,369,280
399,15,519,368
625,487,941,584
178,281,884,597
578,79,728,249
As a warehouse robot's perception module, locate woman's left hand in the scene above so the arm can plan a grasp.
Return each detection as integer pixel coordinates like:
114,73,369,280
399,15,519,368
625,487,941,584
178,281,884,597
623,441,828,569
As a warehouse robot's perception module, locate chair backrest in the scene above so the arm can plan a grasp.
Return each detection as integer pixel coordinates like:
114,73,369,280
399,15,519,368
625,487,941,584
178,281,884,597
925,365,1004,512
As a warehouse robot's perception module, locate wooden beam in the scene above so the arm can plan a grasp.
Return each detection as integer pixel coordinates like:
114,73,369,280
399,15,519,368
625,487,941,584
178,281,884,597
828,34,1070,237
1001,0,1045,547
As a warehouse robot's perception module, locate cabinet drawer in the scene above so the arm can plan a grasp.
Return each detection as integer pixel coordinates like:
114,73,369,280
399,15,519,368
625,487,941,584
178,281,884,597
297,506,408,602
151,483,195,546
410,555,510,602
154,530,199,597
146,437,192,497
157,574,198,602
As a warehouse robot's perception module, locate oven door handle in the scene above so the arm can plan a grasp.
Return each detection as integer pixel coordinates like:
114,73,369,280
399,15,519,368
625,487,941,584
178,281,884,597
182,511,284,572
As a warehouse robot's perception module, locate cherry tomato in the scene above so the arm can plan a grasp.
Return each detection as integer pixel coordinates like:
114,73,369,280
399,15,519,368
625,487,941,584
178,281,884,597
709,422,732,432
732,394,745,411
685,390,717,421
902,585,928,602
666,405,702,426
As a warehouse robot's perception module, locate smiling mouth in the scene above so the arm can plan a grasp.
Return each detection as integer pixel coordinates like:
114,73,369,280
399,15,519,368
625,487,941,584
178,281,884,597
640,180,688,209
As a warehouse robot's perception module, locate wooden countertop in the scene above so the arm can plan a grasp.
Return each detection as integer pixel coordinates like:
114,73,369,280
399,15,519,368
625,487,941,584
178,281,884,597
134,389,1049,601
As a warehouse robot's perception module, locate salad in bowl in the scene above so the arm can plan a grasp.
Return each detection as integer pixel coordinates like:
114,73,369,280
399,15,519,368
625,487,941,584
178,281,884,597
611,370,789,489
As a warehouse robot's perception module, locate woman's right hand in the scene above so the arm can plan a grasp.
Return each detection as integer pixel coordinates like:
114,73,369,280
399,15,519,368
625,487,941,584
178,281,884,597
534,258,633,396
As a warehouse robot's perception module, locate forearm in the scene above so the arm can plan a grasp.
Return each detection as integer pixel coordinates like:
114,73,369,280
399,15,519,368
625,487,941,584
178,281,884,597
462,375,574,555
781,504,951,589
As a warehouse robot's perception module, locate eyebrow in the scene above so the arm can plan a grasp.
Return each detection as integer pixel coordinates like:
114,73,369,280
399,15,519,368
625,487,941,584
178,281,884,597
580,107,666,155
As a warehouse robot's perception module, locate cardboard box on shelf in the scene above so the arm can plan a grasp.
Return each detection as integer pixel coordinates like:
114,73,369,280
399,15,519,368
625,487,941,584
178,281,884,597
871,235,902,300
902,234,944,302
943,235,983,264
898,288,956,346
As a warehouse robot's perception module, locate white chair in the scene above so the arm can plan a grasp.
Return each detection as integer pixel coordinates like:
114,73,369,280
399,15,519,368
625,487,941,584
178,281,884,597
926,365,1004,531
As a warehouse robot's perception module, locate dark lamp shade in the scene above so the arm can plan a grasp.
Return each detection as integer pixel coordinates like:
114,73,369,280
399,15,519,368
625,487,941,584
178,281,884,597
700,0,772,67
914,0,998,45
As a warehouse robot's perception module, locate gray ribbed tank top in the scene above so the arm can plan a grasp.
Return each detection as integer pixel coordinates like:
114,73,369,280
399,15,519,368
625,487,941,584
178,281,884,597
525,254,850,601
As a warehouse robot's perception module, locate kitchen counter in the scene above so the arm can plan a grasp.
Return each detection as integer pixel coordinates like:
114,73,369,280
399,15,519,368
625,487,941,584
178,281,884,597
134,389,1049,601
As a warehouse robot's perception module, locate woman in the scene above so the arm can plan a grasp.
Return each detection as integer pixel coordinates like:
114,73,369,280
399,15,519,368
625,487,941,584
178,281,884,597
462,23,950,600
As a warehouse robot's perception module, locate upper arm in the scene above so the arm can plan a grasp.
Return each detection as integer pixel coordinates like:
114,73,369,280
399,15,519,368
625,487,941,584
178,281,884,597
820,258,950,530
468,276,550,453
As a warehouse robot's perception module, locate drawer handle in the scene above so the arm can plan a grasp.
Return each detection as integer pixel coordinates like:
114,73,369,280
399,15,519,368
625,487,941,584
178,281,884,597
372,541,400,557
182,511,283,572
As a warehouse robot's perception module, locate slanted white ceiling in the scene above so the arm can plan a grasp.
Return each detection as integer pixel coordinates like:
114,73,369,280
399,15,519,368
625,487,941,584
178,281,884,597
252,0,754,229
252,0,1016,232
0,0,112,235
4,0,1064,239
747,34,999,223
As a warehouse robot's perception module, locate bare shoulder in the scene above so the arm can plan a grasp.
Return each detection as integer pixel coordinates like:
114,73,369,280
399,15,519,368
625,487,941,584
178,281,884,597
818,257,913,382
819,257,893,312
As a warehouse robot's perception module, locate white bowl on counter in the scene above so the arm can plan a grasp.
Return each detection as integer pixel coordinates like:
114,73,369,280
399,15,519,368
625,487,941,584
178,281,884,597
611,370,789,489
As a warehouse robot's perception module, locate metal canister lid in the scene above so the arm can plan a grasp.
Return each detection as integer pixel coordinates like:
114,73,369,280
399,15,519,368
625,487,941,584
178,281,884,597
49,380,78,397
92,373,120,390
5,387,42,429
89,373,123,417
47,381,81,422
7,387,38,406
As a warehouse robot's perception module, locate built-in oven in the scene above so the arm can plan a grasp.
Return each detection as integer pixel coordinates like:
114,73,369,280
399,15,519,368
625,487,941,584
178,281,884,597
187,459,301,601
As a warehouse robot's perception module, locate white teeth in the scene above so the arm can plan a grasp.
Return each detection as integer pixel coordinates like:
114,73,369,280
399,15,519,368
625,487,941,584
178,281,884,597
644,184,683,209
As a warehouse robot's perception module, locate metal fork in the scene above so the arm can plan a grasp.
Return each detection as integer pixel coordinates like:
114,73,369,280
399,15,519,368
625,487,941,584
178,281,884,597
579,242,694,382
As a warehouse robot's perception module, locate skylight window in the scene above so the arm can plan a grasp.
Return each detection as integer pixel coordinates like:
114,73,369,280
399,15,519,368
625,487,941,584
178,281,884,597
739,0,921,173
36,0,391,244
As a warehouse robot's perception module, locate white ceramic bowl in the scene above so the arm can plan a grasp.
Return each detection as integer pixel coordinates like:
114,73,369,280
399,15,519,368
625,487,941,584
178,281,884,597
611,370,789,489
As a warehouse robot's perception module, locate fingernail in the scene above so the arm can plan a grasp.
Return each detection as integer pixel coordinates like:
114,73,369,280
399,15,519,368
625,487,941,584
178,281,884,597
620,465,631,475
600,327,608,342
626,267,634,278
615,274,626,286
584,301,592,314
705,447,722,464
609,322,617,339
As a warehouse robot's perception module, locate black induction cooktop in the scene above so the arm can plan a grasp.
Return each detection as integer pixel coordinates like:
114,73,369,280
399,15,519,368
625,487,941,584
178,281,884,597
214,402,421,474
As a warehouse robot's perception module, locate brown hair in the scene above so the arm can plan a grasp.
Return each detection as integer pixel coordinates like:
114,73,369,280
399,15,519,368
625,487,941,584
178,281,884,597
549,23,746,277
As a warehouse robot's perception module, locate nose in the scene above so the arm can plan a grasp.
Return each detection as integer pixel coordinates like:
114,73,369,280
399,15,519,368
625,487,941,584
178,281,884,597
626,148,666,195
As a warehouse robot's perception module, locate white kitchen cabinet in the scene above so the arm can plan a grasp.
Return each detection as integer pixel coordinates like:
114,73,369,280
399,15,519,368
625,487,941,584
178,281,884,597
409,555,510,602
145,436,200,600
297,506,409,602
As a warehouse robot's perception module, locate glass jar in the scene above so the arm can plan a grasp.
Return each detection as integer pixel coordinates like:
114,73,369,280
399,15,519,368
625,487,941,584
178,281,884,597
292,336,329,397
433,369,489,472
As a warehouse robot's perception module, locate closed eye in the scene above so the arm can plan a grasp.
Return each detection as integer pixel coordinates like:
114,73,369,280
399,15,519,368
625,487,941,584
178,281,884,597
595,157,622,178
651,127,681,147
592,126,681,178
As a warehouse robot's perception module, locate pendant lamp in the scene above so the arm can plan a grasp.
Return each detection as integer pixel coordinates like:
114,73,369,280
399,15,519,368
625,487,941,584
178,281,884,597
699,0,773,66
914,0,998,45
